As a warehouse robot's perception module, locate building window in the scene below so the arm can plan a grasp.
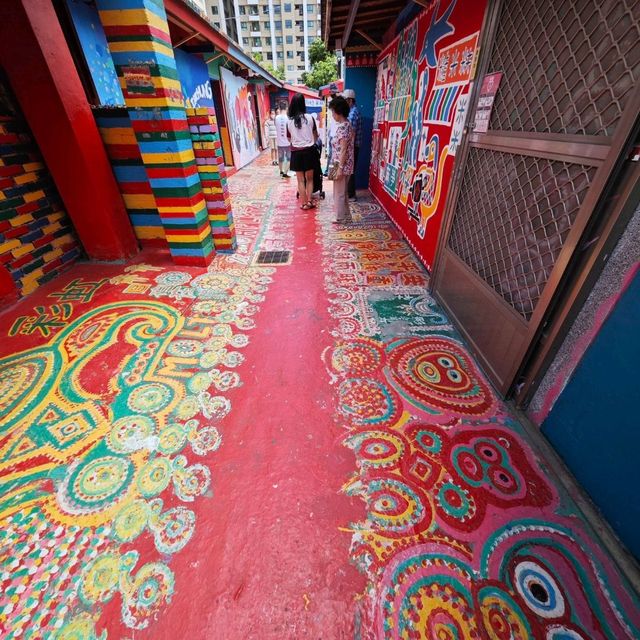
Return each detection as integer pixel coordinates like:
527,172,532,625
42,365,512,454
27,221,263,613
214,21,220,28
306,3,315,13
277,51,283,58
262,5,269,13
284,3,292,11
295,20,303,28
286,35,293,44
249,6,258,15
262,21,269,29
275,20,282,29
252,38,261,46
239,6,246,14
307,20,314,28
287,50,294,58
242,37,250,45
285,19,292,28
287,65,294,71
241,21,248,30
275,35,283,44
274,5,281,12
266,36,272,45
267,52,273,60
211,5,218,14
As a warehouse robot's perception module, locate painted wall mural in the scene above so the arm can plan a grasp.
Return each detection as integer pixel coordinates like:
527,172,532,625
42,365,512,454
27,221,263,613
370,0,487,270
174,49,215,110
65,0,124,106
254,82,271,144
220,67,260,169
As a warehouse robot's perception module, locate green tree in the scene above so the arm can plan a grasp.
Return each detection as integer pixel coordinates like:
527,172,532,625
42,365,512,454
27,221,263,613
308,39,330,66
264,63,286,81
302,56,338,89
252,52,263,63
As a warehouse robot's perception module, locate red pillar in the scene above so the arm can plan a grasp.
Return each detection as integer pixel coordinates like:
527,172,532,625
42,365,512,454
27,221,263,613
0,0,138,262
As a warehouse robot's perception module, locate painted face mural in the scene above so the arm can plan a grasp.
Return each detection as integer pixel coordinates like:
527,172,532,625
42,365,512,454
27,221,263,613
369,0,481,269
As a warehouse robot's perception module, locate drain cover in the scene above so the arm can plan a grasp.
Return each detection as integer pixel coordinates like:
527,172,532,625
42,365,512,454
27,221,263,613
253,250,292,265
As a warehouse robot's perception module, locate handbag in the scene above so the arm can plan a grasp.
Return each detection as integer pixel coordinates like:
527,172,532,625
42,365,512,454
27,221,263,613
327,162,340,181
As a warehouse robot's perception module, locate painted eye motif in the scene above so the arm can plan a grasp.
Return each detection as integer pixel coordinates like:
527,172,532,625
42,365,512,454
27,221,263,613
514,561,566,618
454,449,484,483
488,465,519,495
447,369,463,383
474,441,502,463
437,356,455,369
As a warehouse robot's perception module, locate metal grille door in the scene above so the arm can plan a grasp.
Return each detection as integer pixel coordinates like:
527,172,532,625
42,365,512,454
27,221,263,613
432,0,640,394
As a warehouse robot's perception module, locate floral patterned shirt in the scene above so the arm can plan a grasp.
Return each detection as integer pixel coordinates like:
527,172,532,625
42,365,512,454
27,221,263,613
331,121,354,176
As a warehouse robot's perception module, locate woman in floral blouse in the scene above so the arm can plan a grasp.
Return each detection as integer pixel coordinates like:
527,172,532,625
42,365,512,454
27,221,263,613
328,96,354,224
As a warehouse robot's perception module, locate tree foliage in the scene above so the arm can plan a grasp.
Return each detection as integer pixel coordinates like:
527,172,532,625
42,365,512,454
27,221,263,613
264,64,286,81
308,39,331,66
301,56,338,89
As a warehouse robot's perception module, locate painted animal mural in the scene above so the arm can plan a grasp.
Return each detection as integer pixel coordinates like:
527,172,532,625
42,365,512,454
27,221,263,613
369,0,485,270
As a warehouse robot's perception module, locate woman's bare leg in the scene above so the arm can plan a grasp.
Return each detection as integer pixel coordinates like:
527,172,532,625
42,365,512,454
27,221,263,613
305,169,314,203
296,171,306,203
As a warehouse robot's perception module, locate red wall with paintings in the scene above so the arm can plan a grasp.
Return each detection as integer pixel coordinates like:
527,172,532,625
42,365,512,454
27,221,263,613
369,0,488,270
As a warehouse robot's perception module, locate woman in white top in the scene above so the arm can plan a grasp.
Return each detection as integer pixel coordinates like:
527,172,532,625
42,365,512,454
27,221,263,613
287,93,319,210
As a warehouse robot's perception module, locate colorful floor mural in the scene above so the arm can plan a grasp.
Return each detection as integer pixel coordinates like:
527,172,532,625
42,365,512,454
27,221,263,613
315,197,640,639
0,152,638,639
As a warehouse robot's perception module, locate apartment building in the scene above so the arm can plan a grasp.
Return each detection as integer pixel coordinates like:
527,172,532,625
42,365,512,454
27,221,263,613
204,0,322,84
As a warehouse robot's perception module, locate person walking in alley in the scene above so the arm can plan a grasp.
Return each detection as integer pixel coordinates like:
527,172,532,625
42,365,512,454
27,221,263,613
287,92,319,210
264,108,278,166
275,102,291,178
343,89,361,202
328,96,354,224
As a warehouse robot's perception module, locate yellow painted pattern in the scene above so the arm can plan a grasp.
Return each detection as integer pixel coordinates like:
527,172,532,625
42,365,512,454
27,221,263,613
97,9,169,34
134,225,166,240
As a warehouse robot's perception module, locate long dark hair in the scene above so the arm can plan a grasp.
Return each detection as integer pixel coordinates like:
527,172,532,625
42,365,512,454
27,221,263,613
287,93,307,129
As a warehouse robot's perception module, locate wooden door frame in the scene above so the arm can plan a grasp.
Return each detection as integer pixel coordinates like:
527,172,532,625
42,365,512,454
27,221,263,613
430,0,640,400
514,141,640,407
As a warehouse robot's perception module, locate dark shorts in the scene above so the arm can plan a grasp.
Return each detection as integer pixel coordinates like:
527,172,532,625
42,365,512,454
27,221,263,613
290,145,317,172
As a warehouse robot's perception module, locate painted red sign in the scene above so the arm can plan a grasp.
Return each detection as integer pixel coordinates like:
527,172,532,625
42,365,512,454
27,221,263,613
473,71,502,133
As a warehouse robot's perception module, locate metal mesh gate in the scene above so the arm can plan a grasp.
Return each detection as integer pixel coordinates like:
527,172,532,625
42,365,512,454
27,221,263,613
487,0,640,136
434,0,640,393
448,0,640,315
448,149,596,319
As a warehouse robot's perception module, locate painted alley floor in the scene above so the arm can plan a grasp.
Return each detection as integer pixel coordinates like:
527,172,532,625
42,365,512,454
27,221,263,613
0,152,639,640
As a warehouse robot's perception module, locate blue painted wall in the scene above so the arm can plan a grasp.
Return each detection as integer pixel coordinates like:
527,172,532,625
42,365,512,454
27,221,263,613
66,0,124,106
345,67,376,189
174,49,215,109
542,269,640,560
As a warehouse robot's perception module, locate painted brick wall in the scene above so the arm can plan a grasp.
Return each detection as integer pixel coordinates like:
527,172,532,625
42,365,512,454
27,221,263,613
94,107,165,246
0,111,80,296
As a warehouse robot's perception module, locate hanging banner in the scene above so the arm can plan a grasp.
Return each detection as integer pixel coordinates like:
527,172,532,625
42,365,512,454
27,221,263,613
370,0,488,270
220,67,261,168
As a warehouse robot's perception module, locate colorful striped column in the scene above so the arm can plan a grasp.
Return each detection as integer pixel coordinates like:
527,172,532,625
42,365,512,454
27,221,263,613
186,107,236,252
94,108,166,246
96,0,214,266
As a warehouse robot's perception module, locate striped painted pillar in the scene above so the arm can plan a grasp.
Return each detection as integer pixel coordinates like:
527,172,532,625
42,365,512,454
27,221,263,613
185,107,237,252
96,0,214,266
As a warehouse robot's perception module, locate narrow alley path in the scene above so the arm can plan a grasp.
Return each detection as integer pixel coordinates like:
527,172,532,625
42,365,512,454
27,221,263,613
0,152,639,639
